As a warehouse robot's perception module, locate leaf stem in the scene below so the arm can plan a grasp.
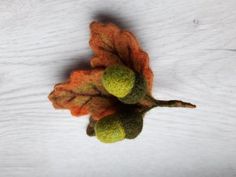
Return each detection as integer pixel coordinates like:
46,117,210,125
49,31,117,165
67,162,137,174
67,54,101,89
144,95,196,110
154,99,196,108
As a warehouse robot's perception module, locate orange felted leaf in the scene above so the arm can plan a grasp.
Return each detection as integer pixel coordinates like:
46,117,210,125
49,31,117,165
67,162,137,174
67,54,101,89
89,21,154,93
48,69,117,120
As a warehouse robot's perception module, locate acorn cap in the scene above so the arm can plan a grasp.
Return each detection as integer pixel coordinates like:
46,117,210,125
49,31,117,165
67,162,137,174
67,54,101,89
120,111,143,139
119,74,147,104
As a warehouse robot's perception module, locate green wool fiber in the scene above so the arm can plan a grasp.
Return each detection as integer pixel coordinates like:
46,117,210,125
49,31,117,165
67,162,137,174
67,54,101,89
102,65,135,98
95,114,126,143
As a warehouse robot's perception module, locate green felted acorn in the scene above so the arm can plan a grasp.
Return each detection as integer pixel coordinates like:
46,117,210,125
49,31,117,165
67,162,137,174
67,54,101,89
102,65,135,98
95,114,126,143
102,65,147,104
95,111,144,143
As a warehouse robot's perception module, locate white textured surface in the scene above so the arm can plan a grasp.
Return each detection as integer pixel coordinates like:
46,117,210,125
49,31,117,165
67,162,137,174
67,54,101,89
0,0,236,177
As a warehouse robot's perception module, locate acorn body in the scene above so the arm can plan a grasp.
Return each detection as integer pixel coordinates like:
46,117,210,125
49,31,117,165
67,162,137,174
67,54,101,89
102,65,135,98
102,65,147,104
95,114,126,143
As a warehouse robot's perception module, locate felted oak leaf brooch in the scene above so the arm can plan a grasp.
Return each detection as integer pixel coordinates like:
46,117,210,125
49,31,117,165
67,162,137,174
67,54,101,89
49,21,196,143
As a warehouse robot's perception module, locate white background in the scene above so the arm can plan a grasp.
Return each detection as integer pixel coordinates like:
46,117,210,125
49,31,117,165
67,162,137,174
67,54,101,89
0,0,236,177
